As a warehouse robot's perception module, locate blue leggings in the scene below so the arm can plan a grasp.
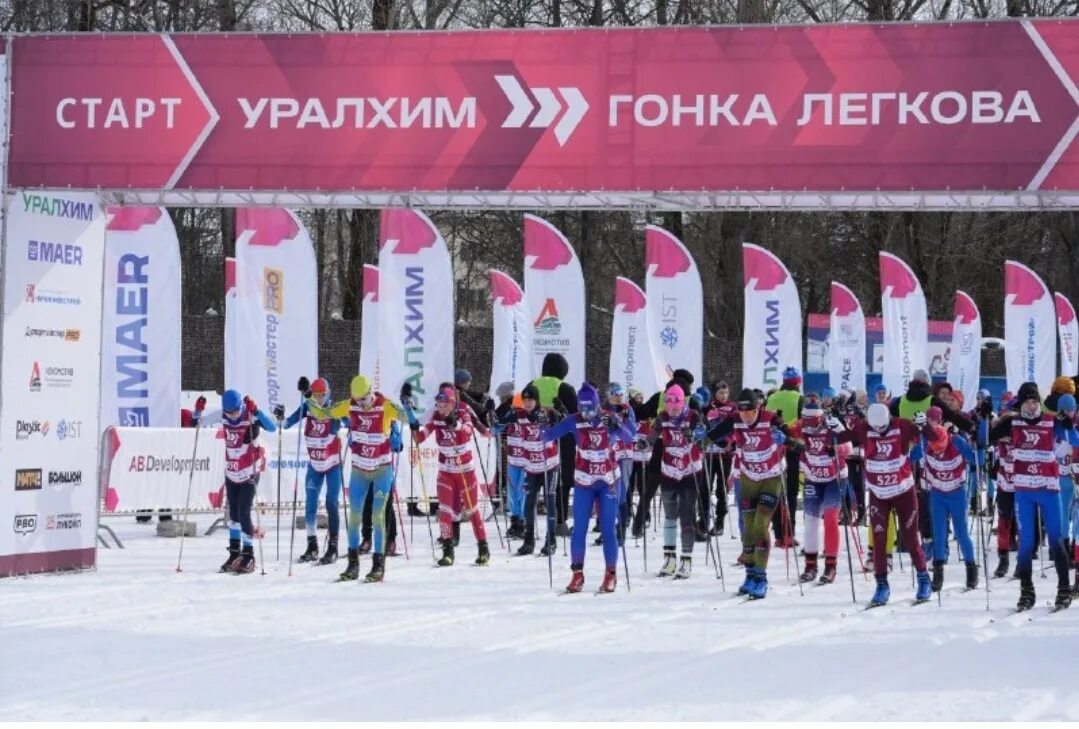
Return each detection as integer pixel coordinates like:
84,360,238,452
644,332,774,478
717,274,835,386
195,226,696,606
930,488,975,563
1016,489,1068,579
1060,476,1077,542
507,465,527,520
571,481,619,569
305,466,342,537
348,467,393,553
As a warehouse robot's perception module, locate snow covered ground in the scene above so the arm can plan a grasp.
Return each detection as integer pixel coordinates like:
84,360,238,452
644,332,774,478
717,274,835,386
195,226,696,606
3,512,1079,721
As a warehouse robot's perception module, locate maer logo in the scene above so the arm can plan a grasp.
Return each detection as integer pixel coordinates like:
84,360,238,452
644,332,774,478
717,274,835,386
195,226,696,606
534,298,561,335
27,239,83,266
14,514,37,535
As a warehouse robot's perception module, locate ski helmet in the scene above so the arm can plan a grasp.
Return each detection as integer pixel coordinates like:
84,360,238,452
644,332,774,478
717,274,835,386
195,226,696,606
222,389,243,413
350,375,371,399
607,383,626,399
578,383,600,417
867,403,890,431
310,378,329,395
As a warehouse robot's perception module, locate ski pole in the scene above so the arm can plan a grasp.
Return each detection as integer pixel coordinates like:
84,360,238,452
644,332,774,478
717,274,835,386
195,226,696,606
175,420,203,573
252,479,266,576
389,455,410,560
841,498,857,604
287,385,308,577
469,425,506,550
694,461,721,581
977,461,990,611
542,470,554,589
410,430,439,564
276,424,283,562
779,470,804,596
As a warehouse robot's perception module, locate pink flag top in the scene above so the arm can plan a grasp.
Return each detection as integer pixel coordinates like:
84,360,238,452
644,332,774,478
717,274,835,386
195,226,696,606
379,208,439,254
1004,260,1049,306
830,281,860,317
879,252,920,298
236,207,300,246
742,243,790,290
1057,292,1077,325
363,264,379,303
645,226,692,278
224,257,236,293
489,269,524,306
955,290,980,324
615,277,646,313
105,206,163,231
523,214,574,270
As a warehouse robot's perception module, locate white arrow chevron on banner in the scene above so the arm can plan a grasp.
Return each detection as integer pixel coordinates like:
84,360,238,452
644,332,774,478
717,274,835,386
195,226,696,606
493,75,588,146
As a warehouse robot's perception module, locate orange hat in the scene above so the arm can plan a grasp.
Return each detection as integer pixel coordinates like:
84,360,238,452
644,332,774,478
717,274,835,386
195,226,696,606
1052,376,1076,396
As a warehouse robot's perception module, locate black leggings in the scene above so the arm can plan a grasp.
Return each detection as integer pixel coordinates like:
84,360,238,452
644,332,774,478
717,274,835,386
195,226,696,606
524,470,558,543
845,458,866,519
632,450,663,533
705,453,732,529
226,480,256,540
661,475,698,555
362,485,398,542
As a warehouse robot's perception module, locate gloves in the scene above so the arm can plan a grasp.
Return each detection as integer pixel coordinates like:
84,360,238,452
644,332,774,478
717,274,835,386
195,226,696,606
272,404,285,421
194,396,207,412
243,396,257,414
692,425,706,442
445,412,458,428
601,413,613,428
825,415,843,433
634,435,650,451
771,428,786,445
913,412,927,429
1056,440,1073,459
298,376,311,398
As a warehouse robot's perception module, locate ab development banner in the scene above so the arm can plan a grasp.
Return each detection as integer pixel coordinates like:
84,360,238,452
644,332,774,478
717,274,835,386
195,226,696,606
610,277,661,396
879,252,929,394
948,291,982,408
1,191,105,577
101,207,182,428
15,24,1079,207
1057,293,1078,377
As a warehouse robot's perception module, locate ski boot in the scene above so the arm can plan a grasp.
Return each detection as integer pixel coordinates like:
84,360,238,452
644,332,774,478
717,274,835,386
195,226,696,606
1017,579,1036,611
870,576,890,606
298,536,319,563
234,545,256,574
593,534,605,546
358,536,372,555
365,554,385,583
318,536,339,565
339,549,360,581
516,537,535,556
437,542,455,567
598,568,618,593
800,553,819,583
738,562,756,595
565,565,585,593
915,570,932,602
994,551,1010,579
709,523,725,537
507,517,524,540
475,540,491,566
220,539,241,573
694,528,709,543
675,556,692,580
539,537,557,557
1056,585,1073,610
932,560,946,592
819,556,837,584
746,568,768,599
965,561,979,590
658,549,677,577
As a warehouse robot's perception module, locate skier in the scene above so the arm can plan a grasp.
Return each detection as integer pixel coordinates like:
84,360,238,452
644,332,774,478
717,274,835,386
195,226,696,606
641,385,706,579
766,366,804,548
988,383,1079,610
530,354,578,537
497,383,561,556
838,402,931,606
789,394,845,584
910,422,980,591
277,377,346,566
219,390,277,573
991,425,1018,579
707,388,788,599
543,383,635,593
406,385,490,567
841,389,868,526
704,382,737,537
601,383,638,547
628,389,654,535
309,375,411,582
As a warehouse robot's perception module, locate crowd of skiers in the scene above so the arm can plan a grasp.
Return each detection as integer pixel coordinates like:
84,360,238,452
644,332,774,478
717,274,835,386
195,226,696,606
210,352,1079,611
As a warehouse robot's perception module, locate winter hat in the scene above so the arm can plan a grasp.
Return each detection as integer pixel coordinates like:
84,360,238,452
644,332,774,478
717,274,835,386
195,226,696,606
782,366,802,387
736,388,758,410
435,385,457,403
952,391,965,410
1052,376,1076,396
454,369,472,387
911,369,930,385
821,386,837,400
694,386,712,404
873,383,890,396
222,389,243,413
577,383,600,415
977,388,991,400
350,375,372,399
310,378,329,395
802,399,824,418
495,381,515,399
1016,382,1041,405
927,424,950,451
671,368,695,387
627,387,643,400
1058,394,1077,415
926,406,943,424
521,383,540,401
665,385,686,408
867,403,890,430
607,383,627,399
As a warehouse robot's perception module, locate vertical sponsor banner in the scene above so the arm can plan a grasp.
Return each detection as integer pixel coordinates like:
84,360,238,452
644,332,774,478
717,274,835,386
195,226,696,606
1004,260,1057,393
359,264,380,390
0,191,105,576
523,215,585,387
1056,292,1079,377
489,269,534,397
645,226,703,385
233,209,318,411
741,243,800,391
879,252,929,394
223,257,238,388
828,281,866,393
378,209,454,416
610,277,661,394
948,290,982,407
100,207,181,428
